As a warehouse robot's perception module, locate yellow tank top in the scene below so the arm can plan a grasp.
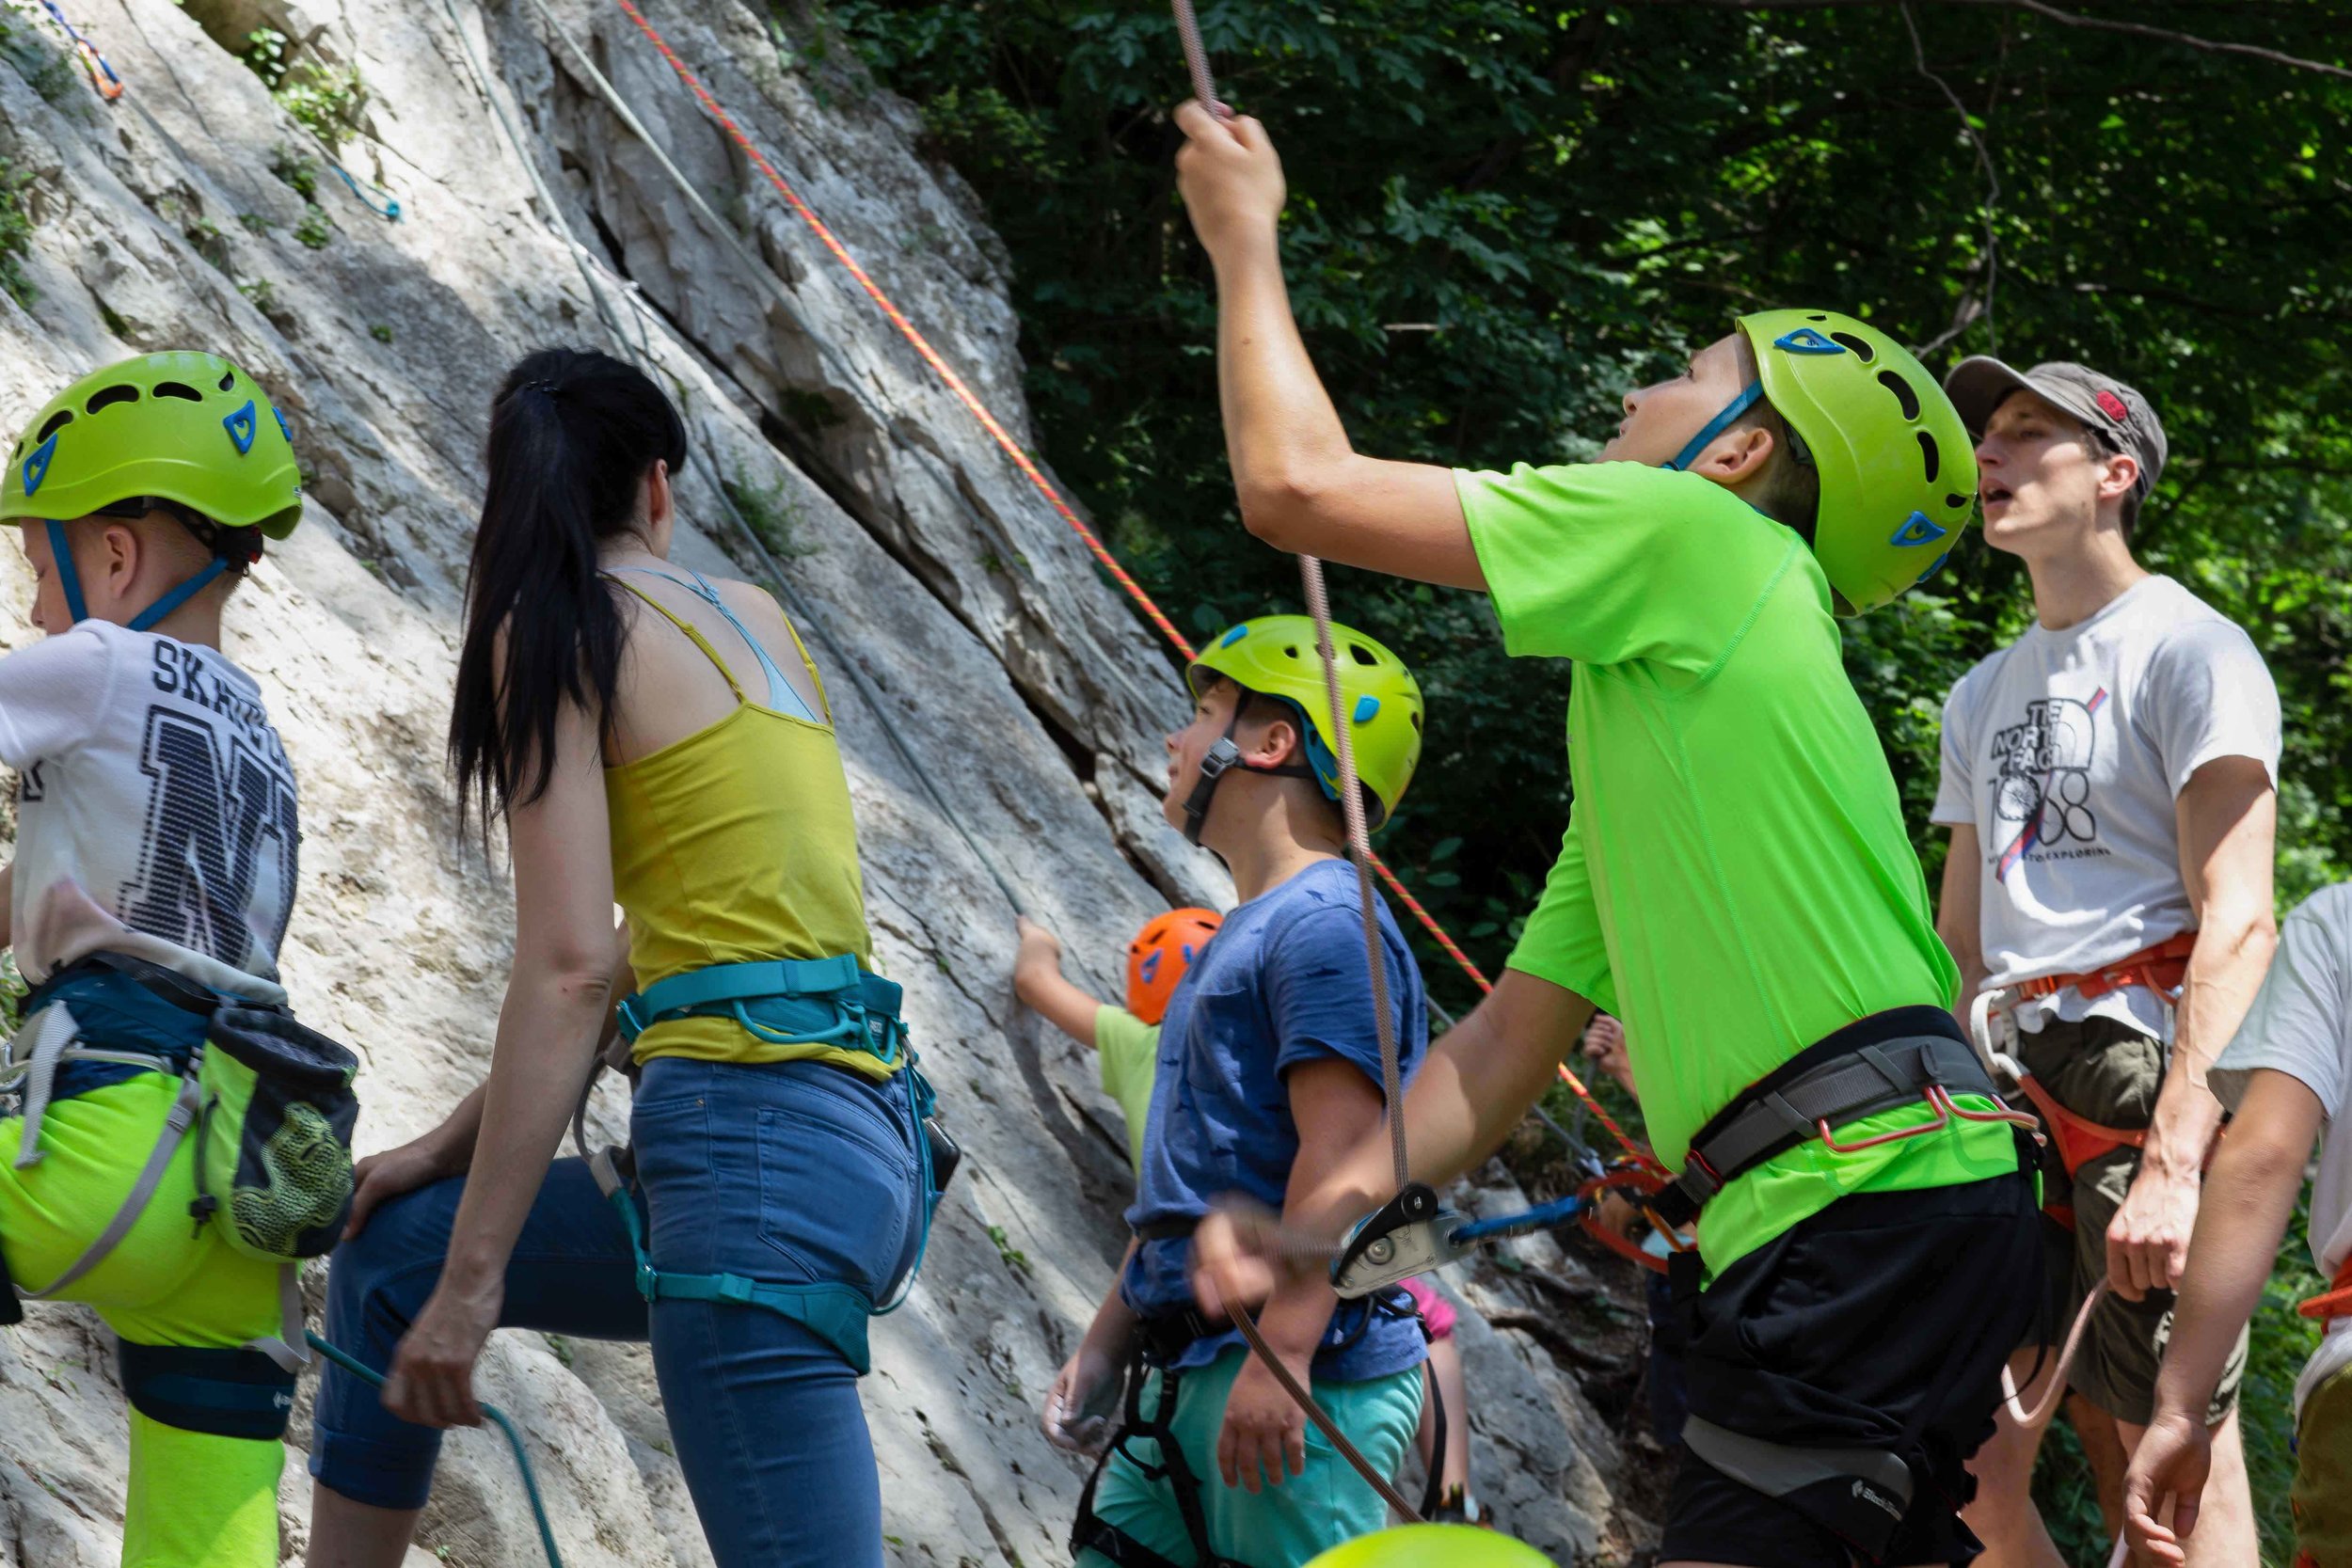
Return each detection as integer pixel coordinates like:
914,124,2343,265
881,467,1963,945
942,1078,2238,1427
603,573,884,1078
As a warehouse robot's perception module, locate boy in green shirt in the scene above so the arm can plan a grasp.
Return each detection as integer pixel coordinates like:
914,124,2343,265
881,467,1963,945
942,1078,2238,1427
1175,104,2042,1565
1013,908,1222,1175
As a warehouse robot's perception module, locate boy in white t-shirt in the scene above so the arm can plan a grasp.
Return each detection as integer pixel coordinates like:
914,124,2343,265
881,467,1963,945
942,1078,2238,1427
0,354,320,1568
2123,883,2352,1567
1931,358,2280,1564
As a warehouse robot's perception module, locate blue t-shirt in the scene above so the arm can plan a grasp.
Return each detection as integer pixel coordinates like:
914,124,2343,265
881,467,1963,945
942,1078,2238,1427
1122,858,1430,1381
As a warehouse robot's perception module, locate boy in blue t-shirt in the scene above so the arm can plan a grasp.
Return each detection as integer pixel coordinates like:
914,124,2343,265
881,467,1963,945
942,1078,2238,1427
1050,613,1432,1568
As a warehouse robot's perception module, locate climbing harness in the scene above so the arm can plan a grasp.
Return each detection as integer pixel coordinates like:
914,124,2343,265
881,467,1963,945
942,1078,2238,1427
574,953,948,1370
2303,1259,2352,1323
1070,1292,1434,1568
1644,1011,2037,1233
0,955,357,1363
306,1331,565,1568
1966,931,2200,1226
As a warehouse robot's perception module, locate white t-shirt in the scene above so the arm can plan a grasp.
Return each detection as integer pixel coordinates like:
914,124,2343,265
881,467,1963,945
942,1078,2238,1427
1932,576,2280,1037
0,622,296,1002
2209,883,2352,1421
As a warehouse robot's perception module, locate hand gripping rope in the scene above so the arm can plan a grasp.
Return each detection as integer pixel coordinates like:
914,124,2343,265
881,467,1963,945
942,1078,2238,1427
305,1331,566,1568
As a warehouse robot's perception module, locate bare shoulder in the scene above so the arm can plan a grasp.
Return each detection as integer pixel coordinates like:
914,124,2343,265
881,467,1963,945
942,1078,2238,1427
707,573,792,631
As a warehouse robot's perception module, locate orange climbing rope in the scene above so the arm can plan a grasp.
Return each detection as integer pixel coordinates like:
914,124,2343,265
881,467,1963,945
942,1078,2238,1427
598,0,1651,1170
606,0,1195,661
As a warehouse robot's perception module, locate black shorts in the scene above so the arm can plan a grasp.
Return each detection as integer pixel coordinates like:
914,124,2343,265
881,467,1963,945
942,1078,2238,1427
1658,1166,2042,1567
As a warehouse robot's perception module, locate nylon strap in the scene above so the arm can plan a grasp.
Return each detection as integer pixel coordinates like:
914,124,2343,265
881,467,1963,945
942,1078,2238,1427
17,1060,202,1300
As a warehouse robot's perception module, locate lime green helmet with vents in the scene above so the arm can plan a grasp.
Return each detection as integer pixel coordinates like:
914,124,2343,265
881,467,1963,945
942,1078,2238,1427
1726,309,1978,616
1179,613,1423,843
1,352,302,628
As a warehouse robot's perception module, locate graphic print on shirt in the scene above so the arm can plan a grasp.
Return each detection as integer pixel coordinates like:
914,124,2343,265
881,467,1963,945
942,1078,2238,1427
117,641,300,966
1991,689,2107,880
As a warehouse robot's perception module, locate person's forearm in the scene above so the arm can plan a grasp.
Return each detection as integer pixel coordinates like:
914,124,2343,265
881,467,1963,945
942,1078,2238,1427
1084,1240,1144,1358
2149,1118,2306,1423
1014,959,1107,1048
2147,912,2274,1173
438,967,612,1288
1212,232,1356,530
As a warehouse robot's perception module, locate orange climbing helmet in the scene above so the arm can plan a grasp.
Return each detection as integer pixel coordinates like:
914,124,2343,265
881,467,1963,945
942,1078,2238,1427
1125,908,1223,1025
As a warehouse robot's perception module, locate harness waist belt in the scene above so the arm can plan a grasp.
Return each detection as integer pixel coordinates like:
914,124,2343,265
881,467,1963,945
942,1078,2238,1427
2013,930,2197,1004
617,954,872,1041
1655,1007,1996,1229
2301,1258,2352,1324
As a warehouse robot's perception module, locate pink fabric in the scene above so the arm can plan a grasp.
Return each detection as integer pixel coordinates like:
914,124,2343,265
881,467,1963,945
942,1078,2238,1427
1399,1276,1456,1340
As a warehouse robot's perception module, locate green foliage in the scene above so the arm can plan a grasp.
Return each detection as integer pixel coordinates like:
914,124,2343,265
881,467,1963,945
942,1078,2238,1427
369,323,394,343
270,146,319,201
237,277,277,312
293,203,333,250
236,211,274,236
723,472,822,560
0,159,36,309
244,29,366,154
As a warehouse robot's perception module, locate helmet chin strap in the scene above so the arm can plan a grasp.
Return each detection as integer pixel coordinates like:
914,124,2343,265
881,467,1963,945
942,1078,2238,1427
1662,381,1764,472
1177,690,1317,847
43,516,230,633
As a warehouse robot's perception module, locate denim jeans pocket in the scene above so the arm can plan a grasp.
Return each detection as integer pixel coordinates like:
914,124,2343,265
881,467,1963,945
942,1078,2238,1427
755,1096,916,1298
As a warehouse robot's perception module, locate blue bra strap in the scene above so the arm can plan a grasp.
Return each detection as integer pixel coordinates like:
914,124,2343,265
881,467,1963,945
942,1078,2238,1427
606,565,820,722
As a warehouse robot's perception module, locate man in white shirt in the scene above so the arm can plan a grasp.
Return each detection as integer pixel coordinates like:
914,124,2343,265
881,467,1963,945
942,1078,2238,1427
1930,359,2280,1566
2123,882,2352,1567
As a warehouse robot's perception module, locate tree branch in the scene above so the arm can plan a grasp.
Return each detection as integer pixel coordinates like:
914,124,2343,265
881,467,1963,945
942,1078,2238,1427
1901,3,2002,357
1623,0,2352,82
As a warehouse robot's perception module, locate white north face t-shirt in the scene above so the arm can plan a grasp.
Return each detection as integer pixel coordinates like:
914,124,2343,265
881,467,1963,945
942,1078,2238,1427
0,621,296,1001
1931,576,2279,1037
2208,883,2352,1421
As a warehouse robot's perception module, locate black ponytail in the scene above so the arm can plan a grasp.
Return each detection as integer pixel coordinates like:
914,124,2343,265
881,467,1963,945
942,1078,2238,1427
450,347,689,826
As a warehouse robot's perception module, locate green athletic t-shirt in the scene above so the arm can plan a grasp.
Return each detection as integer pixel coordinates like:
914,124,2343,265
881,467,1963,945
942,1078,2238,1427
1095,1005,1160,1178
1456,460,2014,1271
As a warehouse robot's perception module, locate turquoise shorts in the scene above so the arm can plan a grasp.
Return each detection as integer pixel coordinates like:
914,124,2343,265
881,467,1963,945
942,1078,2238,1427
1076,1347,1424,1568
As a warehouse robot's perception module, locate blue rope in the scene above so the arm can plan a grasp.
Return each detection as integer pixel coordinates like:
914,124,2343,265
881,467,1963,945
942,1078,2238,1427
1448,1192,1591,1246
305,1331,564,1568
330,162,402,221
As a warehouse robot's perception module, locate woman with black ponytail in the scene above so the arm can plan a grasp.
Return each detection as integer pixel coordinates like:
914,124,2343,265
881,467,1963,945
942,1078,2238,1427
306,348,932,1567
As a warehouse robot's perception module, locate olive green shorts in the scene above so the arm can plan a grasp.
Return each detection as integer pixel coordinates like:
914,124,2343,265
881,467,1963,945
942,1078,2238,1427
2295,1359,2352,1568
2015,1016,2245,1427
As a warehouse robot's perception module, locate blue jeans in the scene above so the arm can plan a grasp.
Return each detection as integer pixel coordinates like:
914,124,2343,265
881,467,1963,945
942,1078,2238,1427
310,1058,923,1568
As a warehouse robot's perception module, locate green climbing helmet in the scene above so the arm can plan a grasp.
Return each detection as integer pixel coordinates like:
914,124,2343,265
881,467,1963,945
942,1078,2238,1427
1303,1525,1558,1568
1733,309,1978,616
1,351,303,537
1,353,302,630
1187,613,1424,830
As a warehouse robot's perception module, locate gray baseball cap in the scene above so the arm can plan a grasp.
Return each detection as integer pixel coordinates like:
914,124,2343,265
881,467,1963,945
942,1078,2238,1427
1944,357,2168,495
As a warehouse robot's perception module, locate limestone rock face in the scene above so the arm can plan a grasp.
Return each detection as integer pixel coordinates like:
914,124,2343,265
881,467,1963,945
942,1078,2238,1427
0,2,1626,1561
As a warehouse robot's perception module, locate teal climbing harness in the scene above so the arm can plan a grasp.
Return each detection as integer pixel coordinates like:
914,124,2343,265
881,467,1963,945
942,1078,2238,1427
583,954,950,1371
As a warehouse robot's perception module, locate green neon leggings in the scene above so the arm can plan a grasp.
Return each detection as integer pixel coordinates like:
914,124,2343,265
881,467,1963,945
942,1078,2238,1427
0,1072,288,1568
